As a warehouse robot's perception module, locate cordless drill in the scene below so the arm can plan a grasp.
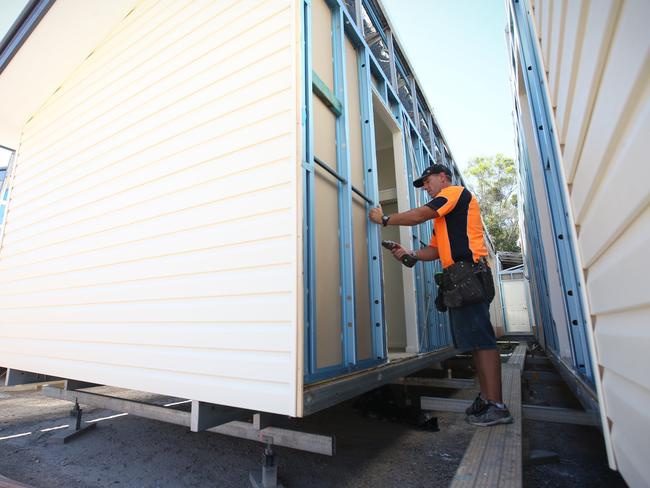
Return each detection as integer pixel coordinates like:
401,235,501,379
381,240,417,268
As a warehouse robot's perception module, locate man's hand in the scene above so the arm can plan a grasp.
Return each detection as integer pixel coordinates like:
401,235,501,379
369,206,383,224
390,243,414,262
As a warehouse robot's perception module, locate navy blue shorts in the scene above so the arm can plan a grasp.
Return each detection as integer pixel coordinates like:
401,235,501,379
449,301,497,352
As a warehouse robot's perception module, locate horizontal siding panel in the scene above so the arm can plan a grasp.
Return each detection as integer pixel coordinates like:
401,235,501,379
0,351,291,414
20,45,291,187
0,265,293,308
0,211,292,282
609,433,647,488
570,0,650,221
0,294,293,323
554,0,586,149
0,236,292,292
18,17,292,175
0,338,291,384
577,91,650,266
7,157,292,246
602,370,650,486
0,0,298,415
561,1,620,183
587,205,650,315
547,0,565,107
21,0,194,126
539,0,552,74
518,0,650,479
596,307,650,391
0,322,293,352
2,185,292,265
9,120,291,226
13,88,293,204
22,0,287,145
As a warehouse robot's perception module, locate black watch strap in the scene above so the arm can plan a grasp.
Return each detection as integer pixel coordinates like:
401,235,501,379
382,215,390,227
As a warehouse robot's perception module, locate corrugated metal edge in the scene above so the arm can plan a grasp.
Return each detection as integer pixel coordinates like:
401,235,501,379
520,0,615,469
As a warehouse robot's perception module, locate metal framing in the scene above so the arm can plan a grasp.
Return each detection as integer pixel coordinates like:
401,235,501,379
303,346,457,415
507,0,594,384
302,0,460,383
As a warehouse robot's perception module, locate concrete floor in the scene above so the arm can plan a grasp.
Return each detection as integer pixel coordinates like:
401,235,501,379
0,379,625,488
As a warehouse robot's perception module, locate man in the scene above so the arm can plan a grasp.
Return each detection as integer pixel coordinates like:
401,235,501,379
369,164,512,426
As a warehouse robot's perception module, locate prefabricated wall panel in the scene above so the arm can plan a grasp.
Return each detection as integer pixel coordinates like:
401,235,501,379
511,0,650,483
0,0,301,416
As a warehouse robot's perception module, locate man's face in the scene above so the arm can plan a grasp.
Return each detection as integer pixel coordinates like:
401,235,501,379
422,173,446,198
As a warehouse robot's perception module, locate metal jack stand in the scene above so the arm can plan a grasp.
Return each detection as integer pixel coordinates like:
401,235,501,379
50,399,97,444
249,438,284,488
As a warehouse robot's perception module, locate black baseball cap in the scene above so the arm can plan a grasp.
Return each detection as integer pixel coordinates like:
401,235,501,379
413,164,452,188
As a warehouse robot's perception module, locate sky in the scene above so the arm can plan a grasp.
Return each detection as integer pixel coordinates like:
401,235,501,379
381,0,515,172
0,0,29,42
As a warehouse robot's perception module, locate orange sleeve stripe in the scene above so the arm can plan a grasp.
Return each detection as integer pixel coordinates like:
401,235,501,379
432,186,463,217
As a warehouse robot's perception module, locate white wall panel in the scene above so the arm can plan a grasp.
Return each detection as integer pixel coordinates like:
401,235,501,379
602,371,650,487
554,0,586,147
570,0,650,222
547,0,566,107
0,0,300,416
523,0,650,481
560,0,620,183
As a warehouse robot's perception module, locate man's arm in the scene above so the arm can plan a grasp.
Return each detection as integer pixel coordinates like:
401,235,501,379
414,246,440,261
391,244,439,262
369,205,438,226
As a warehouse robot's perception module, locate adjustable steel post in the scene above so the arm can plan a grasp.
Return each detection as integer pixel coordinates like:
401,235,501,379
249,437,284,488
50,398,97,444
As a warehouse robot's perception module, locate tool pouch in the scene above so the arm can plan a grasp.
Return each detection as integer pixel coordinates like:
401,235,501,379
434,272,448,312
442,261,485,309
476,259,495,304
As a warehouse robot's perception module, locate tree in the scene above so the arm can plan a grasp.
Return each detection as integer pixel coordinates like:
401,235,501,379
465,154,520,252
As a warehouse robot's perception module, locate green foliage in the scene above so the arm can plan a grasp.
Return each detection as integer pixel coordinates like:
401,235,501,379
465,154,520,252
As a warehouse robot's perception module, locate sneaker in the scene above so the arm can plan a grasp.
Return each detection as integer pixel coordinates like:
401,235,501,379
467,402,513,427
465,393,488,416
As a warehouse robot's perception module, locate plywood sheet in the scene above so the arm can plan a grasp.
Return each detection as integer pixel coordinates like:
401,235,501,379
311,0,334,90
353,194,373,360
380,202,406,350
312,92,342,368
314,165,343,368
345,37,364,189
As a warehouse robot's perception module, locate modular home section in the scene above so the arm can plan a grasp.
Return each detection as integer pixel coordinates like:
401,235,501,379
302,0,467,384
506,0,650,484
0,0,301,416
0,0,489,420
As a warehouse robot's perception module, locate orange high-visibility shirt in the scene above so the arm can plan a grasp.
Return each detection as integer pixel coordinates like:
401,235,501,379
426,186,488,269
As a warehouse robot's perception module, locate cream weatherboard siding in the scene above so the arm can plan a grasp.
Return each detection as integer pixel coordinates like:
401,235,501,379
529,1,650,484
0,0,302,416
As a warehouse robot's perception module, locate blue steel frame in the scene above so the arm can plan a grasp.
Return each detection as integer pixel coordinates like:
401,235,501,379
515,123,558,351
509,0,594,384
302,0,456,383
